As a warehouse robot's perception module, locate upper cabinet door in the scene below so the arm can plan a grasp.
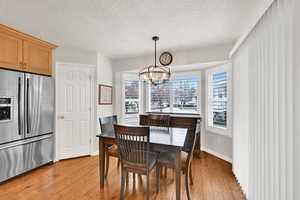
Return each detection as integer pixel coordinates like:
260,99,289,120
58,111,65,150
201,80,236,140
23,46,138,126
23,40,52,75
0,32,23,71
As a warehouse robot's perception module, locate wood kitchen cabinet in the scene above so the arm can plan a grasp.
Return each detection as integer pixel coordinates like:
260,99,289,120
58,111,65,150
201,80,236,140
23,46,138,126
23,40,52,75
0,31,23,71
0,24,57,76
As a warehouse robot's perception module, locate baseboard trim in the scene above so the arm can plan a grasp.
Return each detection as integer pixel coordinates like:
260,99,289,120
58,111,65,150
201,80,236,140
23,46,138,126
201,147,232,163
232,171,248,199
91,151,99,156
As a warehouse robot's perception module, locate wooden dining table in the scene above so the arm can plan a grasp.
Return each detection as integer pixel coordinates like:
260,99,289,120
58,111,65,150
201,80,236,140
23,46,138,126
96,126,188,200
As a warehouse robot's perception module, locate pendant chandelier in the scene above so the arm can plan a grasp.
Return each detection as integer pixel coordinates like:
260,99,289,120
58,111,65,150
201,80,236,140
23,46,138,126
139,36,171,85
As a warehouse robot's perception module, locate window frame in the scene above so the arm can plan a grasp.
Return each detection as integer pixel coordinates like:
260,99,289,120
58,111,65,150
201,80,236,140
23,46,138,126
147,71,202,115
206,64,232,137
122,73,142,119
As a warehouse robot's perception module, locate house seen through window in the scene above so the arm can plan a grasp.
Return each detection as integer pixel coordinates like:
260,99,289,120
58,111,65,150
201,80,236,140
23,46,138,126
207,71,228,129
124,80,139,114
150,76,199,114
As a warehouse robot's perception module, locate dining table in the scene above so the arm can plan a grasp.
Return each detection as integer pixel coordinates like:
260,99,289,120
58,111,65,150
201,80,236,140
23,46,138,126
96,126,188,200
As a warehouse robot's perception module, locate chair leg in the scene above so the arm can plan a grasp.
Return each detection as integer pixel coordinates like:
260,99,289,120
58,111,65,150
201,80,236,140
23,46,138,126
126,172,129,186
120,168,126,200
189,165,194,185
146,174,150,200
185,168,191,200
133,173,136,187
164,167,167,177
105,154,110,178
117,158,120,168
156,166,161,193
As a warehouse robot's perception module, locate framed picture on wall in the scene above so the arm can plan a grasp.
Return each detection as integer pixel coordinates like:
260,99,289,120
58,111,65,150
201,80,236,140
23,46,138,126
98,84,113,105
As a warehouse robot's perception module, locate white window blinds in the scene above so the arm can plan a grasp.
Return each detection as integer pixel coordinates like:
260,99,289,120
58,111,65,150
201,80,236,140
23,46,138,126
124,80,139,114
149,74,200,114
172,77,199,114
207,71,228,129
206,64,232,136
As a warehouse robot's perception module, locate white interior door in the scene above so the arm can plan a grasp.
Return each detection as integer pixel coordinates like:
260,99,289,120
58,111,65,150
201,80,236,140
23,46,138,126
56,63,93,160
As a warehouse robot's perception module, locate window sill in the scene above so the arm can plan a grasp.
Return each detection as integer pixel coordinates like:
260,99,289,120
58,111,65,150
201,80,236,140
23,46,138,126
146,111,201,117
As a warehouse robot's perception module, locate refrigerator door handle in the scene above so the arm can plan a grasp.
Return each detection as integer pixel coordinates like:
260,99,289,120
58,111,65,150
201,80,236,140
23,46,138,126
17,77,22,135
26,78,30,134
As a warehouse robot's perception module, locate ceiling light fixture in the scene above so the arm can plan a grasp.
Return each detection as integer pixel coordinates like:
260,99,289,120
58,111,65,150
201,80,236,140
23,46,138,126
139,36,171,85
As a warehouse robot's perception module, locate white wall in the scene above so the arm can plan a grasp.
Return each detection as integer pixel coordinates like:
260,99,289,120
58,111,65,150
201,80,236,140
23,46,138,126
293,0,300,199
232,46,249,196
112,44,233,72
113,42,234,161
95,53,114,153
54,47,98,66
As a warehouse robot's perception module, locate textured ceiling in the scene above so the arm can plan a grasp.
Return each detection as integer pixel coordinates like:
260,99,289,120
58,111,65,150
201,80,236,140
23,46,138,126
0,0,272,59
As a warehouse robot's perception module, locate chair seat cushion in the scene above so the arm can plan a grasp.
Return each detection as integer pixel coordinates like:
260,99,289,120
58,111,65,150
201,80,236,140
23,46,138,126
157,151,188,169
106,144,119,157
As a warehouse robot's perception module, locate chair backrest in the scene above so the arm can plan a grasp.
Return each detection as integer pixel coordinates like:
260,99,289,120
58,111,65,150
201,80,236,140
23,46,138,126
114,125,150,167
139,115,149,126
99,115,118,133
148,114,170,127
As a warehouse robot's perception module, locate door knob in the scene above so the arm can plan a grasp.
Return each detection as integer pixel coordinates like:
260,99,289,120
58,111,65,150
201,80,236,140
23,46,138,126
57,116,65,119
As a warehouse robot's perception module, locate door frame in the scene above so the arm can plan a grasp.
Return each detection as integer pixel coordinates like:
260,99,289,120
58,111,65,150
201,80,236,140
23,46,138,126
54,62,96,161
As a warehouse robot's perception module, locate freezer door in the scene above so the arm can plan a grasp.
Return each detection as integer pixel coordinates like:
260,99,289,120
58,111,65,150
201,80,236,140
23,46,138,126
0,134,54,182
25,74,54,138
0,69,24,144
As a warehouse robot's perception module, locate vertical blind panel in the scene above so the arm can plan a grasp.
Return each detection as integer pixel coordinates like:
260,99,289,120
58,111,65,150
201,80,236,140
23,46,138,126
234,0,293,199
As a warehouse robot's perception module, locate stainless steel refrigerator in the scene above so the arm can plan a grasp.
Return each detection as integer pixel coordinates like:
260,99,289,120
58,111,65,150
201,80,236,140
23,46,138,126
0,69,54,182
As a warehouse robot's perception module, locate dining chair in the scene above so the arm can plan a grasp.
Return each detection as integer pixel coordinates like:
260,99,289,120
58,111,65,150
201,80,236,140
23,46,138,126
99,115,120,178
147,114,171,176
157,124,201,200
114,124,160,200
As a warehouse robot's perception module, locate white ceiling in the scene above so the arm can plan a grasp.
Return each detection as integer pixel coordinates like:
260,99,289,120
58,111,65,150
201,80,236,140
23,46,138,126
0,0,272,59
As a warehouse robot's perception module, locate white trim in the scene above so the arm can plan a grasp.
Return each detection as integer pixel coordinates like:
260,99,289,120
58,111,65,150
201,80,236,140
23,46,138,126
233,171,248,199
55,62,96,161
91,150,99,156
205,63,232,137
201,147,232,163
121,73,141,123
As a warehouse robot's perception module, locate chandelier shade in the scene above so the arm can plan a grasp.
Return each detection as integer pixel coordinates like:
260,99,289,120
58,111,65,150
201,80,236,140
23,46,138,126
139,36,171,85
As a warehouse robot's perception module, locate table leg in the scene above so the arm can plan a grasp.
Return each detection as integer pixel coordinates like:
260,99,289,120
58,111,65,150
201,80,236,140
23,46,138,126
175,150,181,200
99,138,105,188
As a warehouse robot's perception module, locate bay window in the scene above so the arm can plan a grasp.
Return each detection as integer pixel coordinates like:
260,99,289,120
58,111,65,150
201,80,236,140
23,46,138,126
206,64,232,136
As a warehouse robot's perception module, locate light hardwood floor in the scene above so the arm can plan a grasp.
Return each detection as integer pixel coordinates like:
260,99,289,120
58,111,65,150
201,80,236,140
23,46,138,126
0,153,245,200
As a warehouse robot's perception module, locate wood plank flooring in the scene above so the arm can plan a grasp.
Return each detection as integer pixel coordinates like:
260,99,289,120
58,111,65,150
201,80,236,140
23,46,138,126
0,153,245,200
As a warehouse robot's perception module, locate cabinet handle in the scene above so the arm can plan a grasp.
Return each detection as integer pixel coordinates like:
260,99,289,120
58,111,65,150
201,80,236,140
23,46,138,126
19,62,23,67
23,63,27,69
